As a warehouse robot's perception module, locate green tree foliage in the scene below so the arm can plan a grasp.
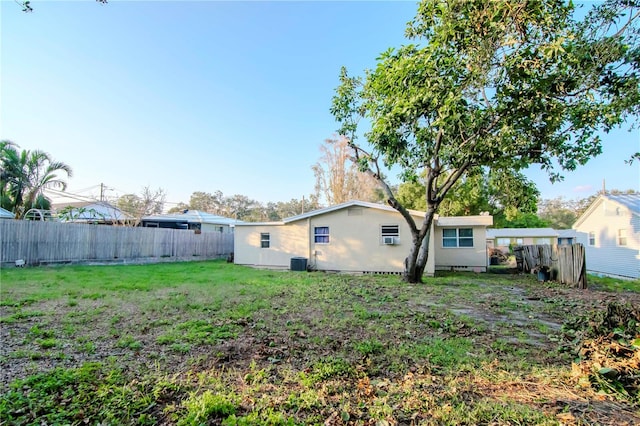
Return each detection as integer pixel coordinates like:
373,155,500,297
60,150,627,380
332,0,640,282
397,167,541,223
537,196,580,229
169,190,320,222
538,189,640,228
0,141,73,219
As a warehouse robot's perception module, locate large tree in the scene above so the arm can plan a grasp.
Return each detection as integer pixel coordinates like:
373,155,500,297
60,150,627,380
116,186,166,226
312,136,384,205
0,141,73,219
396,167,541,224
332,0,639,283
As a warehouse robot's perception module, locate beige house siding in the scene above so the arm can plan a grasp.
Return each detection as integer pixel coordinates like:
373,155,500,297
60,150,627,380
306,207,420,273
234,222,308,268
235,207,428,274
234,202,492,276
573,197,640,279
433,225,490,271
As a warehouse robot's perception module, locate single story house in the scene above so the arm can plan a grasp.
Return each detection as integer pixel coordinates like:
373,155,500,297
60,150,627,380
141,210,238,233
573,193,639,279
486,228,560,253
234,200,493,276
0,207,15,219
55,202,133,225
557,229,577,245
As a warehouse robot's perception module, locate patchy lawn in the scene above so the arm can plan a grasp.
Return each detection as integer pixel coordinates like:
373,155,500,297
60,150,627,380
1,260,638,425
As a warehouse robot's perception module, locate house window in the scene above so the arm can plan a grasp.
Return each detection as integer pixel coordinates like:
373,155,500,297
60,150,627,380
618,229,627,246
496,238,511,246
535,238,552,245
314,226,330,244
443,228,474,248
260,233,270,248
588,232,596,246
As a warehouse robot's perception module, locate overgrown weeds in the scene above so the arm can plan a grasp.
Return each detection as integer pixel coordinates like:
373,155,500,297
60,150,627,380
1,260,639,424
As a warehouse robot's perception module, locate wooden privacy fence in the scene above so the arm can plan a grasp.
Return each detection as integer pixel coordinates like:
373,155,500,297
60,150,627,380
0,220,234,266
514,243,587,288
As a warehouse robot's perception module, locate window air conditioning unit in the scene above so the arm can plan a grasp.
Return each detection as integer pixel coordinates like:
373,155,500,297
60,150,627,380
383,236,396,245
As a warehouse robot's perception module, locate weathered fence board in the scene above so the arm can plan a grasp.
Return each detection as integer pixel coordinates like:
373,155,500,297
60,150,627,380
0,221,233,266
514,243,587,288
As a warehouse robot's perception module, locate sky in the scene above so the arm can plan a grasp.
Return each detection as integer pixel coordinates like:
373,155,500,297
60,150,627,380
1,0,638,211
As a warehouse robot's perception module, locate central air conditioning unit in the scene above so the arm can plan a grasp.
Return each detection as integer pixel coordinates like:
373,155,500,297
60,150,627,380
383,236,396,245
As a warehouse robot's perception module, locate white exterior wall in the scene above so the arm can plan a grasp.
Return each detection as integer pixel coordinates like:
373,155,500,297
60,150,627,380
234,222,309,268
574,198,640,279
234,206,436,275
307,207,425,273
201,223,232,233
433,225,490,272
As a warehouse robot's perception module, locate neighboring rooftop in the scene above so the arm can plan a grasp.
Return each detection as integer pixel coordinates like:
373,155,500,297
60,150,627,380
607,193,640,215
142,210,239,225
487,228,559,238
0,207,15,219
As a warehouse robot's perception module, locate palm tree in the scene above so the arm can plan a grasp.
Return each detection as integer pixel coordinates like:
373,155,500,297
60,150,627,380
0,141,73,218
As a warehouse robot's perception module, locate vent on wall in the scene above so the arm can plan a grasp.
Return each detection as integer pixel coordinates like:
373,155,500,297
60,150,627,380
383,236,396,245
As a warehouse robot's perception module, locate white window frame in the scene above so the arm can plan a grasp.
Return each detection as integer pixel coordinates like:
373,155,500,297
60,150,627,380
442,228,474,248
314,226,330,244
260,233,270,248
588,231,596,246
617,229,627,246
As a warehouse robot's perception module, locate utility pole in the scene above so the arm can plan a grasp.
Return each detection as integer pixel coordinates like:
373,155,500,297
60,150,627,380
100,183,104,202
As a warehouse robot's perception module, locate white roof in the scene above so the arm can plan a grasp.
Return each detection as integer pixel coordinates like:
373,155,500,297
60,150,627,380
142,210,239,226
59,202,132,221
0,207,15,219
607,194,640,215
558,229,577,238
435,215,493,227
486,228,559,238
573,193,640,228
235,200,493,226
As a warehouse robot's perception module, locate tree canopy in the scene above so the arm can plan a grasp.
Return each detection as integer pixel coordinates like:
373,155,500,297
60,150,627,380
312,136,384,205
0,141,73,219
332,0,640,282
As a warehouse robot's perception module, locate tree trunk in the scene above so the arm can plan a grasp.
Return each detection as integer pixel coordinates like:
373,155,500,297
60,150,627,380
403,209,436,283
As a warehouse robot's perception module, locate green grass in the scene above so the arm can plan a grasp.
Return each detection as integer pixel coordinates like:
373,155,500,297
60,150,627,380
588,274,640,292
0,260,638,425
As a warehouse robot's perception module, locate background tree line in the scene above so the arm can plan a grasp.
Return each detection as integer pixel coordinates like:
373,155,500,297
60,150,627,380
3,137,637,226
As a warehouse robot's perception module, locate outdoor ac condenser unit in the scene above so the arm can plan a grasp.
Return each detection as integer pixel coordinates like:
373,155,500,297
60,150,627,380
382,236,396,245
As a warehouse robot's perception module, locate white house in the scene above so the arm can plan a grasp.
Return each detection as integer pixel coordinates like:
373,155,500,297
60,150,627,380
573,193,640,279
486,228,577,253
234,200,493,276
55,202,133,225
486,228,559,253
